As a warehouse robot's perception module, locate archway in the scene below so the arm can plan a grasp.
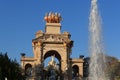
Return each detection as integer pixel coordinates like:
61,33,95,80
43,50,61,80
25,63,32,76
72,65,79,79
44,50,61,61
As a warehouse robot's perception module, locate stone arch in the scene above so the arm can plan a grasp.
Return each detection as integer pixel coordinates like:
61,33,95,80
43,50,61,62
25,63,32,76
72,65,79,78
43,50,62,79
43,50,62,71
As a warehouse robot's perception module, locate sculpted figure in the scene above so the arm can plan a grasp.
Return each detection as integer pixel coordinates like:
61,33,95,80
44,12,62,23
54,13,59,23
48,55,56,67
51,12,55,23
48,12,52,23
44,13,49,23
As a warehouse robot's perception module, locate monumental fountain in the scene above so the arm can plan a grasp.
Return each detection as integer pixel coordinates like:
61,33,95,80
89,0,109,80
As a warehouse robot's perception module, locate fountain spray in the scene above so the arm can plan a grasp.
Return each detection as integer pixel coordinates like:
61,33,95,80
89,0,109,80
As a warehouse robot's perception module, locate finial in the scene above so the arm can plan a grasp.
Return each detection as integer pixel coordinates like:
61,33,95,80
21,53,26,57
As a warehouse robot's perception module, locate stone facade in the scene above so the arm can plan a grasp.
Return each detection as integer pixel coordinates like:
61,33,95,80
21,12,84,80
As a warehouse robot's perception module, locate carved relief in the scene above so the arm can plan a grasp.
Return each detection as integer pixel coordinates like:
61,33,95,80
44,34,70,43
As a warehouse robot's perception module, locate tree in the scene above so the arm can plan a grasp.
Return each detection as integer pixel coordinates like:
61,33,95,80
0,52,25,80
106,56,120,80
83,57,90,78
83,56,120,80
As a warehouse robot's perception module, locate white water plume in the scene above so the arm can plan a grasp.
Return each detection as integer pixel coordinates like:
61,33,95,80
89,0,109,80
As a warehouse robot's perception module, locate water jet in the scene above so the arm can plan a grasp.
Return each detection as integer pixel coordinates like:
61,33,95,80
89,0,109,80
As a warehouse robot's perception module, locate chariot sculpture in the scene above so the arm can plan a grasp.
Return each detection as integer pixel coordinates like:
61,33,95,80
44,12,62,23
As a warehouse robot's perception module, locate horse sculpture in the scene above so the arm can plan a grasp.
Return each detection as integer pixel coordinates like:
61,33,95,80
44,12,62,23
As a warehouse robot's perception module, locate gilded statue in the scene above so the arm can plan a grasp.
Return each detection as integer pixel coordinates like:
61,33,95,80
44,12,62,23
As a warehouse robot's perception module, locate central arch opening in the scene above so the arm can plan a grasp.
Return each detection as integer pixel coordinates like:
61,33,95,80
43,50,61,80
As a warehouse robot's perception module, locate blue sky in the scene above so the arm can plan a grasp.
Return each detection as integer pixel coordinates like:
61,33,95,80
0,0,120,63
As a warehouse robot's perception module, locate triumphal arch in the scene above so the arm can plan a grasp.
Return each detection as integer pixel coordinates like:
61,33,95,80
21,12,84,80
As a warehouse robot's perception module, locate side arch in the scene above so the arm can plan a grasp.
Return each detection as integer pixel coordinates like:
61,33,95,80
72,65,79,78
25,63,32,76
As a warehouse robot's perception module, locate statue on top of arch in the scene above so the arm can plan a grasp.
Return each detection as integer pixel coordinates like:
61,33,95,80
44,12,62,23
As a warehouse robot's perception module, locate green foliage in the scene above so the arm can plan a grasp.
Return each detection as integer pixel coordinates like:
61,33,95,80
0,52,25,80
106,56,120,80
83,56,120,80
